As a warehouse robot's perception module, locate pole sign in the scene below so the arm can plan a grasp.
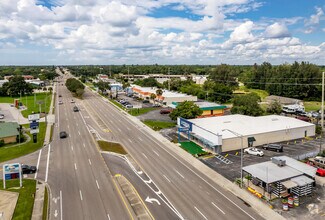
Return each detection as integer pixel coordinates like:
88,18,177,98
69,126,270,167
2,163,22,189
30,121,39,129
30,128,40,134
28,114,40,121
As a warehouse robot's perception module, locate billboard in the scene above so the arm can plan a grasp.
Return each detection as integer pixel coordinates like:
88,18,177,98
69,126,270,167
28,114,40,121
3,163,22,189
177,118,193,132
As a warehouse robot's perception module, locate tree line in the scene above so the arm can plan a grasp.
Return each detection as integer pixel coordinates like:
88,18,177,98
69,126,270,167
65,78,85,97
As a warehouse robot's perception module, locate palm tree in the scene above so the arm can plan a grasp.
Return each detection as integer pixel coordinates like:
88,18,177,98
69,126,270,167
150,93,156,104
156,89,163,104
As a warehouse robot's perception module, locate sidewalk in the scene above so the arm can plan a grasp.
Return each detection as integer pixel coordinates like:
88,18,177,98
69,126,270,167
31,83,56,220
111,102,286,220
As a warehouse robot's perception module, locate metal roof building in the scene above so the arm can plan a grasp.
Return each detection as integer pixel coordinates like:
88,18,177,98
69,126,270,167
177,115,315,152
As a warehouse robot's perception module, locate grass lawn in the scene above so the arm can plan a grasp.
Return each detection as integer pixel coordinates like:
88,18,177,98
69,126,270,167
0,122,46,163
0,179,37,220
97,140,127,155
129,107,156,116
42,186,49,220
304,101,321,112
0,93,52,118
236,86,269,100
109,99,127,111
143,120,176,131
179,141,206,155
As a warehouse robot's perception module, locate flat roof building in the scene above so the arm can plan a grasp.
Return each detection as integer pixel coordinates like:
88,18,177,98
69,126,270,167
177,114,315,153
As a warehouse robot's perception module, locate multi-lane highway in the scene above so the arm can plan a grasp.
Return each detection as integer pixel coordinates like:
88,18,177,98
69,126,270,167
47,74,130,220
78,76,263,219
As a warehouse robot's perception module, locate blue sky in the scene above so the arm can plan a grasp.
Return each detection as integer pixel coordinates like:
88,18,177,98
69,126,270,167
0,0,324,65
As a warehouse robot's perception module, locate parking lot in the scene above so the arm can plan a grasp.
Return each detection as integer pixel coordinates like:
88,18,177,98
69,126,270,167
201,137,322,182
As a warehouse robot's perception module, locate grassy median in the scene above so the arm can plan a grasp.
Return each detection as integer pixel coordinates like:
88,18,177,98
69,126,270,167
42,186,49,220
97,140,127,154
0,122,46,163
143,120,176,131
0,179,37,220
128,107,156,116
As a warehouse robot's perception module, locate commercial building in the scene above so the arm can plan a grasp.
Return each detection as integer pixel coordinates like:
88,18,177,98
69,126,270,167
132,85,197,105
170,101,228,118
0,122,19,144
243,156,316,198
177,114,315,153
265,95,302,105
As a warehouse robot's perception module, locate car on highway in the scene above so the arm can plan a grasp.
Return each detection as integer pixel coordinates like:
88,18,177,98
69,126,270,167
58,101,63,105
70,99,75,103
21,164,37,174
59,131,68,138
262,143,283,152
73,106,79,112
0,114,4,119
160,109,171,114
244,147,264,157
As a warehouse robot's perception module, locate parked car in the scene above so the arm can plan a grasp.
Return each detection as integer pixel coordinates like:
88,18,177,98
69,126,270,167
244,147,264,157
142,100,150,103
73,106,79,112
152,104,161,107
316,167,325,177
59,131,67,138
262,144,283,152
125,104,133,109
0,114,4,119
295,115,310,122
21,164,37,174
160,109,171,114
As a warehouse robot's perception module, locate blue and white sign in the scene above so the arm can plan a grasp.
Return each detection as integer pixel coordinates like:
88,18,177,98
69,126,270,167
178,118,193,132
30,121,39,129
3,163,22,189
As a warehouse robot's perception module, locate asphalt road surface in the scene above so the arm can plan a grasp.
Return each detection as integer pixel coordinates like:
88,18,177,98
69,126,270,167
81,84,263,220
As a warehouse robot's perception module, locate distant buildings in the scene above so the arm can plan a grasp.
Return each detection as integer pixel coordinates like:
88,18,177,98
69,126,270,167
0,122,19,144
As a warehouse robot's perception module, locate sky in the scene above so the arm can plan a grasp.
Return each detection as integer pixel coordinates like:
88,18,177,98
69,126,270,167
0,0,324,65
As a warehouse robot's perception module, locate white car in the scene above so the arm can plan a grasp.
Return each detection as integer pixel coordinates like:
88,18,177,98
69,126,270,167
0,114,4,119
244,147,264,157
58,101,63,105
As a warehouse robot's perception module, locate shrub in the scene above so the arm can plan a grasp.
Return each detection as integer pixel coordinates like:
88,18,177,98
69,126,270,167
0,140,4,147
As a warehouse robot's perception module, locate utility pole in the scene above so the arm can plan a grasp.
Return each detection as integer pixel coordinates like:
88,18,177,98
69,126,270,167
109,66,112,77
321,72,324,153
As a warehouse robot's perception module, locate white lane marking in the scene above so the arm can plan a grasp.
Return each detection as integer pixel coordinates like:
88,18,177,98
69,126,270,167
153,150,159,157
138,137,143,141
76,123,78,126
79,190,83,201
163,175,171,183
194,206,208,220
78,131,81,135
60,190,63,220
107,214,110,220
88,159,92,165
117,128,121,132
211,202,225,215
74,116,76,120
118,119,121,122
206,191,210,195
128,138,132,143
45,144,51,182
126,127,131,131
83,143,86,148
67,125,69,129
109,120,113,123
74,163,77,170
71,145,73,151
96,180,100,189
174,169,185,179
142,153,148,159
66,118,68,121
34,149,42,179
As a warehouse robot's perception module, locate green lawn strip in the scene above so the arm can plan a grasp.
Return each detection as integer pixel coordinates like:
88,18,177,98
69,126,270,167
236,86,269,100
0,122,46,163
0,93,52,118
42,186,48,220
179,141,205,155
0,179,37,220
304,101,321,112
129,107,156,116
109,99,127,111
97,140,127,155
142,120,176,131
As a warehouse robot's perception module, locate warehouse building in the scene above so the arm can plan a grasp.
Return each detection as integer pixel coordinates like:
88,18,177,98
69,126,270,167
132,85,197,105
243,156,316,198
177,114,315,153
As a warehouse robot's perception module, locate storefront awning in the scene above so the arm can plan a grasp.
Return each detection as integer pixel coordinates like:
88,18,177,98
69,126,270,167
282,180,298,189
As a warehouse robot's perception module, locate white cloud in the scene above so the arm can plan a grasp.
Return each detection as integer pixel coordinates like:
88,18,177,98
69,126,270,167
306,7,324,25
264,22,291,38
229,21,255,43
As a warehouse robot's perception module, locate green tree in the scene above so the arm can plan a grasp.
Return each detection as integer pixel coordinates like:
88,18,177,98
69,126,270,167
6,76,33,96
65,78,85,97
95,81,110,94
170,101,203,120
75,88,84,98
231,93,264,116
266,100,282,115
156,89,163,97
150,93,156,103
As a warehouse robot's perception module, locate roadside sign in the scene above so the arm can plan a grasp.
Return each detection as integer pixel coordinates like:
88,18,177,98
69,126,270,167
3,163,22,189
30,128,39,134
28,114,40,121
178,127,189,132
30,121,39,128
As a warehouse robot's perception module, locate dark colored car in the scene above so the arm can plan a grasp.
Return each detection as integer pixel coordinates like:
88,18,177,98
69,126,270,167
60,131,67,138
142,100,150,103
59,94,62,97
73,106,79,112
262,144,283,152
160,109,171,114
21,165,37,174
296,115,310,122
